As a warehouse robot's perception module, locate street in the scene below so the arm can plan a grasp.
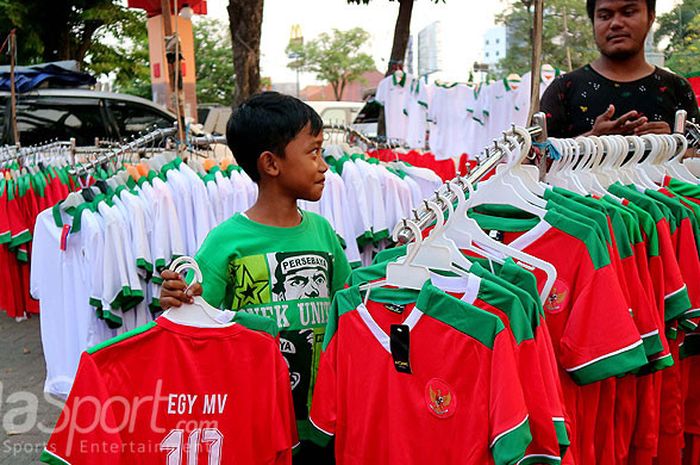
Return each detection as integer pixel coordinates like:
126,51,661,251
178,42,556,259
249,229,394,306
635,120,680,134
0,315,60,465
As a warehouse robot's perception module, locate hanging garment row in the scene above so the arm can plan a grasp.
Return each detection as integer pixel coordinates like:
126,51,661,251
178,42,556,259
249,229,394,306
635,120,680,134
29,135,444,398
375,65,560,160
308,126,700,465
0,142,81,320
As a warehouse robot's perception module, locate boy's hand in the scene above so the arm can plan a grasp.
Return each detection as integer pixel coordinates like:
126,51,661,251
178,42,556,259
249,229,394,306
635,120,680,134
159,270,203,310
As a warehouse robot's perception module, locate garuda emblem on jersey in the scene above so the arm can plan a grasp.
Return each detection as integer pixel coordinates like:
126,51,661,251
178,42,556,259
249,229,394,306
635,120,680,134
425,378,457,419
545,279,570,314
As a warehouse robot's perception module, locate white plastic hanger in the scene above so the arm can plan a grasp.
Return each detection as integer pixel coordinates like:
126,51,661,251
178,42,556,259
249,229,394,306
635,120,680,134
161,256,236,327
360,219,431,305
502,128,548,196
442,178,557,303
411,198,475,273
637,134,665,185
467,137,548,217
618,136,644,185
664,133,699,183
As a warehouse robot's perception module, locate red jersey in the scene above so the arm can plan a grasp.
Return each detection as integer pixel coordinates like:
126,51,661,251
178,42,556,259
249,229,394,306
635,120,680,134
468,205,647,465
431,271,563,464
41,316,298,465
310,284,532,465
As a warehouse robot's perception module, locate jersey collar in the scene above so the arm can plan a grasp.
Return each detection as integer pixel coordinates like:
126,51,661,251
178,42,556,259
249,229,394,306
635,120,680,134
356,303,423,354
392,71,407,87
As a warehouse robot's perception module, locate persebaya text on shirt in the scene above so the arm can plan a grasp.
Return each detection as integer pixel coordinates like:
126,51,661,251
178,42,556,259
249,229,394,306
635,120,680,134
230,250,332,417
195,211,352,439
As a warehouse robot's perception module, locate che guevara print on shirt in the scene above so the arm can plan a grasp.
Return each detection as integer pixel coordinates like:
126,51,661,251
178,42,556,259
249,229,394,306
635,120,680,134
230,251,333,422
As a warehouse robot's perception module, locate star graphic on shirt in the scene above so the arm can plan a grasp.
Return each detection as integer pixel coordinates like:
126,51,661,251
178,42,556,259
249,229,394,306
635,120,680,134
233,263,269,307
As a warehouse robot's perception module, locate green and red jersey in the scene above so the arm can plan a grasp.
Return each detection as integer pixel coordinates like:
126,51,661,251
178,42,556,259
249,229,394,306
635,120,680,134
310,283,532,465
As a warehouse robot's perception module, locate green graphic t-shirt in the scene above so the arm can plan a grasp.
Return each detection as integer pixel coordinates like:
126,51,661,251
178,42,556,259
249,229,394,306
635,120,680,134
195,211,351,439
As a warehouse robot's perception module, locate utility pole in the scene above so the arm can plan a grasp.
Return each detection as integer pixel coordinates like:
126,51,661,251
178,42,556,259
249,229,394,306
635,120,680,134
9,30,18,144
563,9,573,72
160,0,186,144
528,0,544,125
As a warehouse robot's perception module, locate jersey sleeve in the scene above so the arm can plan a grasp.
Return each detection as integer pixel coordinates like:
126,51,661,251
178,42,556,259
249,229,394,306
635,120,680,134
375,77,389,106
40,353,122,465
489,329,532,465
330,224,352,298
308,325,338,447
195,230,234,309
559,263,647,384
418,79,429,109
657,220,692,323
273,346,299,463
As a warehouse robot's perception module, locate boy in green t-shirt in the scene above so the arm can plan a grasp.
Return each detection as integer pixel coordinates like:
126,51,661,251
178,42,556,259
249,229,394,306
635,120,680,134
160,92,351,463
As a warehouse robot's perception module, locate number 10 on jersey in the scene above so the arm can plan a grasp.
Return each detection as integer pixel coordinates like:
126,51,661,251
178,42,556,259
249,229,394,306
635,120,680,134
161,428,223,465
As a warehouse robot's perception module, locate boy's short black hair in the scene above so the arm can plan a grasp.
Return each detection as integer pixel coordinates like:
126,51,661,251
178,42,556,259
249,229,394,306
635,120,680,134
225,91,324,183
586,0,656,21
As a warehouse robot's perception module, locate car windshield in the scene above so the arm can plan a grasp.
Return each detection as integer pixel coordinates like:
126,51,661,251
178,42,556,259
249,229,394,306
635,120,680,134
13,97,110,146
353,99,380,124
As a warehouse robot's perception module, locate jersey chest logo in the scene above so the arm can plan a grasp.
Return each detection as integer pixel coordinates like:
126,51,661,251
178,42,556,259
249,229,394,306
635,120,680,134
425,378,457,419
545,279,570,314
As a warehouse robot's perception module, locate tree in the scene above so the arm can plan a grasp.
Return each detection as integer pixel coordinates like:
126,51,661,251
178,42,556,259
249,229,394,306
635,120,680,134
347,0,444,75
287,28,376,101
495,0,598,77
0,0,134,65
85,8,152,98
656,0,700,75
227,0,264,106
193,17,235,105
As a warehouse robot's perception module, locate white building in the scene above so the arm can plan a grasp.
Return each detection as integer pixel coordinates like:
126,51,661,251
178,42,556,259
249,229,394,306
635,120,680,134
483,26,506,66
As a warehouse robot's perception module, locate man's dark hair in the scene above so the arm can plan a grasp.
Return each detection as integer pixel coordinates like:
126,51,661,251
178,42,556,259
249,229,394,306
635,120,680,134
225,91,323,183
586,0,656,22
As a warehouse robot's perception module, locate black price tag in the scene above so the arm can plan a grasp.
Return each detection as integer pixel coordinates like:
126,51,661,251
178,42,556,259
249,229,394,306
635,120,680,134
390,324,411,374
488,230,504,242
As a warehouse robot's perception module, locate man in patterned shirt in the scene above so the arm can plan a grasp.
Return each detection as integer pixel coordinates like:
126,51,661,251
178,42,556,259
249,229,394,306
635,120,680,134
541,0,699,138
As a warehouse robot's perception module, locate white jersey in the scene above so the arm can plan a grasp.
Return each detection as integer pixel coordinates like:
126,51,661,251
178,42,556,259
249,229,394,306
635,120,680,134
376,72,410,143
31,207,114,397
179,162,215,251
403,77,430,149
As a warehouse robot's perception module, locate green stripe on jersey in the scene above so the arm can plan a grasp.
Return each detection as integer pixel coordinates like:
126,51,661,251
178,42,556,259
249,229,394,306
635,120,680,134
491,417,532,465
40,449,70,465
88,321,157,354
620,200,660,257
567,339,647,385
665,285,692,322
467,205,611,270
326,284,506,350
544,189,611,245
233,312,280,337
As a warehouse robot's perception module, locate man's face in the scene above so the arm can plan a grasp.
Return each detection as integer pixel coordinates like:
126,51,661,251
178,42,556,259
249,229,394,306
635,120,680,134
276,123,328,202
281,267,328,300
593,0,654,60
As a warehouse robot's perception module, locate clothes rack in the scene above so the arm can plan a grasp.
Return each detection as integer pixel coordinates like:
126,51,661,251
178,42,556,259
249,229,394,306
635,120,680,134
322,121,377,149
394,123,544,244
70,126,178,177
395,109,695,245
189,134,227,146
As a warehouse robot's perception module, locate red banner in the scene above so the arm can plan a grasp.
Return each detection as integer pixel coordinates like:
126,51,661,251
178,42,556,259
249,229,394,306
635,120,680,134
127,0,207,17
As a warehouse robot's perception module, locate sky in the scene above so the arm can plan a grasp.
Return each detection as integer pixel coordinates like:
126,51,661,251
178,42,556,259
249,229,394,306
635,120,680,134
203,0,681,89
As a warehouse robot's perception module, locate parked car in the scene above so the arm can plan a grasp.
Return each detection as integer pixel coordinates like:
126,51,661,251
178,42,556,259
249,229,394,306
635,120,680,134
305,101,364,127
351,93,380,140
0,89,177,146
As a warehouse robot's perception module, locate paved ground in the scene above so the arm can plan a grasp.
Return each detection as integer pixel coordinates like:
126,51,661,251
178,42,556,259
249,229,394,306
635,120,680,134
0,315,60,464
